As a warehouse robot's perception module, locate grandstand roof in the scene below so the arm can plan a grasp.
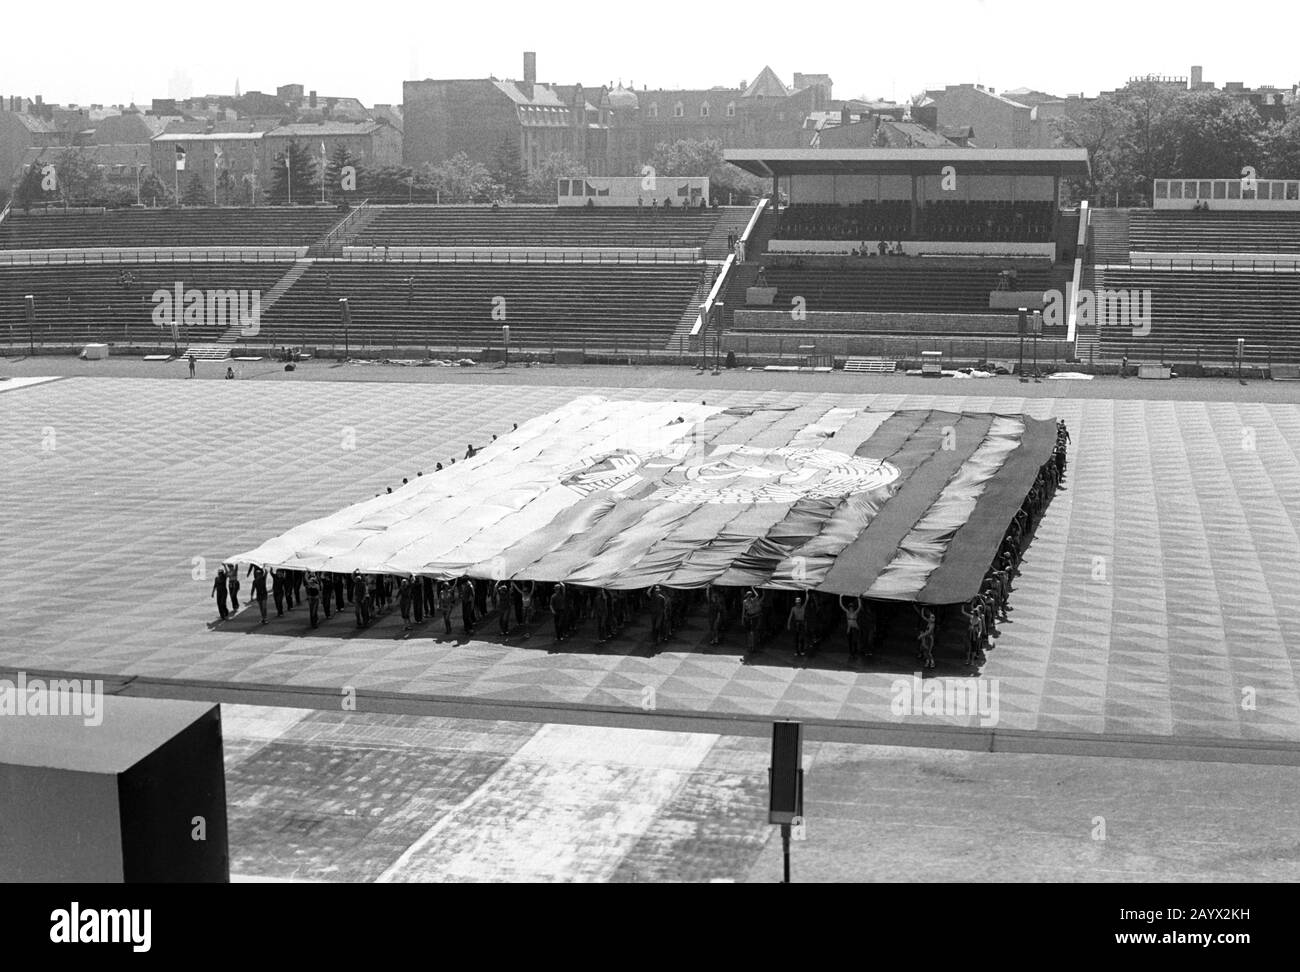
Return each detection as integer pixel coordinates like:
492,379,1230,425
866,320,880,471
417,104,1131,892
152,132,265,142
266,121,384,137
724,147,1090,178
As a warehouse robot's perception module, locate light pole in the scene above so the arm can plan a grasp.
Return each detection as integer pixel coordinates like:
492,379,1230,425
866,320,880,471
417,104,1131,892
713,301,725,374
1017,308,1028,383
1032,310,1041,382
339,297,351,360
25,294,35,356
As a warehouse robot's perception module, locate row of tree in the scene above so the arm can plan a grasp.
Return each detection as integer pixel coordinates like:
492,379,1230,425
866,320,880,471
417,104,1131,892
1054,78,1300,206
8,136,769,209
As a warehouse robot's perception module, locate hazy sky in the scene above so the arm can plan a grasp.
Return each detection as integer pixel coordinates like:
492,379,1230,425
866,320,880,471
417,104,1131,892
7,0,1298,108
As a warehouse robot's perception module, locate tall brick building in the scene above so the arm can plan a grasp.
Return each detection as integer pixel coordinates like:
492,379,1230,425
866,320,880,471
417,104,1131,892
403,53,831,177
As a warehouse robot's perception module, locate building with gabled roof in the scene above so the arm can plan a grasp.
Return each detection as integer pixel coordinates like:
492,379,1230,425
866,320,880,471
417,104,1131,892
403,52,834,181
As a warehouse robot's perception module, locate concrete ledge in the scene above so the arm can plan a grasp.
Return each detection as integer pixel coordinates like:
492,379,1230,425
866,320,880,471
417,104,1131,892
10,666,1291,767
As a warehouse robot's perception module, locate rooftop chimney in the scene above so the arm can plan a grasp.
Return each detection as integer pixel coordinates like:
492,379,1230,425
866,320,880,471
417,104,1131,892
1191,65,1203,87
309,90,317,107
524,52,537,85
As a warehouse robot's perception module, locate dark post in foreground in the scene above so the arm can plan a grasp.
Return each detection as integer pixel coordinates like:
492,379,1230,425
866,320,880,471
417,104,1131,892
769,720,804,884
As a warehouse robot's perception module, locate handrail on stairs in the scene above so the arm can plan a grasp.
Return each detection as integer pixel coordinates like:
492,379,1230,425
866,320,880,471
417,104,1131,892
690,196,769,338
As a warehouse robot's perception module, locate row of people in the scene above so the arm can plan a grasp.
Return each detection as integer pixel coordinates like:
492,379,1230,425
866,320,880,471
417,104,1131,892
212,422,1071,662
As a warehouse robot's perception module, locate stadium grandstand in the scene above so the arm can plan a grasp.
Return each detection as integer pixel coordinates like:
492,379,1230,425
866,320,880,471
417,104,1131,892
0,181,759,359
1082,174,1300,367
8,152,1300,371
717,148,1086,365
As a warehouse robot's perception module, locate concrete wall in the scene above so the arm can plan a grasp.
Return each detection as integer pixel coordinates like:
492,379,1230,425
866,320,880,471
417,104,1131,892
735,309,1021,334
723,329,1070,360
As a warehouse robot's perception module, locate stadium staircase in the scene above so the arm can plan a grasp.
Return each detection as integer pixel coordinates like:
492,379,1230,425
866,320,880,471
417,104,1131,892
702,207,757,261
665,264,719,352
717,205,779,330
1073,265,1100,363
195,258,316,356
307,202,378,258
1089,209,1131,264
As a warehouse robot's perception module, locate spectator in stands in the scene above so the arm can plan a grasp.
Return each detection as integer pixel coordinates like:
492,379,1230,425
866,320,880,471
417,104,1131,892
755,266,769,287
877,240,887,257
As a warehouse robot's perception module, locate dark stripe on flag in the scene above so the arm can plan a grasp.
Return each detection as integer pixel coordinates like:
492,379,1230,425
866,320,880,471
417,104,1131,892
917,415,1058,604
820,411,996,595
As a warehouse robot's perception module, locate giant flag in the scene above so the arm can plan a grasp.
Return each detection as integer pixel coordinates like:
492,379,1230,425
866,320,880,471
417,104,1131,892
228,397,1057,604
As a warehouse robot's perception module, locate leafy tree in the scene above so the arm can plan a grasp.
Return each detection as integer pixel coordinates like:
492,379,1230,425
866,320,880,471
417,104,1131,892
425,153,494,203
215,169,238,206
138,171,172,207
1259,114,1300,179
645,138,766,204
1053,97,1134,205
324,143,364,202
1050,79,1290,207
526,151,587,201
1166,90,1261,182
265,140,320,205
13,160,49,212
490,138,527,201
47,148,104,206
182,172,208,206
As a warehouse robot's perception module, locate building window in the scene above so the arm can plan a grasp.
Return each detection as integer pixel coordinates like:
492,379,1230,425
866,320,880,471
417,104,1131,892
648,103,658,118
674,101,684,118
700,102,710,118
726,102,736,117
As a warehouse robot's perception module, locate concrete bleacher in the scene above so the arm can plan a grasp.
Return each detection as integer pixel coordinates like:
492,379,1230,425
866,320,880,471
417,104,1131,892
0,263,291,346
1094,266,1300,363
0,208,341,250
1129,211,1300,254
755,260,1059,315
353,205,722,249
259,262,705,351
